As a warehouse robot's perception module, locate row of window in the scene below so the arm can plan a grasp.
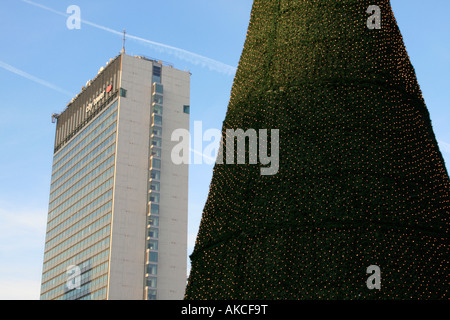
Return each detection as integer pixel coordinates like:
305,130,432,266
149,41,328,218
53,101,118,164
49,166,114,213
48,176,114,225
43,225,110,270
144,80,163,299
42,260,108,300
46,212,111,253
49,134,116,212
54,83,118,153
46,200,112,244
49,147,115,204
52,107,117,174
42,103,119,300
62,274,108,300
51,122,117,184
49,144,115,202
64,261,109,296
77,287,107,300
47,188,113,233
41,247,110,296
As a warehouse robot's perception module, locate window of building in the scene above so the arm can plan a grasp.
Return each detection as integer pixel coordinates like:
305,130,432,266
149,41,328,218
149,216,159,227
148,239,158,250
183,105,190,114
152,115,162,126
153,94,163,105
147,289,157,300
149,228,159,239
150,180,160,192
147,264,158,275
152,105,163,115
151,136,162,148
149,192,160,204
153,66,161,83
153,83,163,95
151,146,161,158
150,203,159,215
120,88,127,97
152,126,162,137
150,170,160,181
151,158,161,169
147,276,157,288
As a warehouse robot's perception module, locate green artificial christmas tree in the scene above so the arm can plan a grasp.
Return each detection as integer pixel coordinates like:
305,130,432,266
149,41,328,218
185,0,449,299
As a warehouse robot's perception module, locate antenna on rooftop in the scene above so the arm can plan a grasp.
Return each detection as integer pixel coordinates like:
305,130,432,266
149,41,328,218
121,29,126,54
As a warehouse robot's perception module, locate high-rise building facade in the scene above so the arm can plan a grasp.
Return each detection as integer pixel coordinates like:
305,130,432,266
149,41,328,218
40,53,190,300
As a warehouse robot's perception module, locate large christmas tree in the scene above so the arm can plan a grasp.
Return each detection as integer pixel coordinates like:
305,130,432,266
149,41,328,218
185,0,449,299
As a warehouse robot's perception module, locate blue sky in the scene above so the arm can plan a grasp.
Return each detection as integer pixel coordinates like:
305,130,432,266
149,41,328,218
0,0,449,300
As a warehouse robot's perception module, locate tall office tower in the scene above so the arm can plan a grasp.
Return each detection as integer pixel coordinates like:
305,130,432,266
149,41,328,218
40,53,190,300
186,0,450,299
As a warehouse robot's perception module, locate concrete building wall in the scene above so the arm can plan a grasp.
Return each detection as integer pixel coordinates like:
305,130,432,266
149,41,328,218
107,55,152,299
157,65,190,299
107,55,190,300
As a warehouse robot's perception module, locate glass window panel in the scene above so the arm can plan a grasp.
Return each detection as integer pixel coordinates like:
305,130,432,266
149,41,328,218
148,239,158,250
150,170,160,180
151,204,159,215
152,75,161,83
152,115,162,126
147,276,157,288
147,289,157,300
151,158,161,169
148,192,160,203
150,181,160,192
153,66,161,84
152,105,163,115
147,264,158,275
151,147,161,158
153,94,163,105
148,251,158,262
153,66,161,76
151,136,162,147
152,126,162,136
149,227,159,239
148,216,159,226
153,83,163,94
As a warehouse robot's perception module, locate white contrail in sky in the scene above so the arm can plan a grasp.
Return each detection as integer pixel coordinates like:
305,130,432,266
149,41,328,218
0,60,73,96
21,0,237,75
